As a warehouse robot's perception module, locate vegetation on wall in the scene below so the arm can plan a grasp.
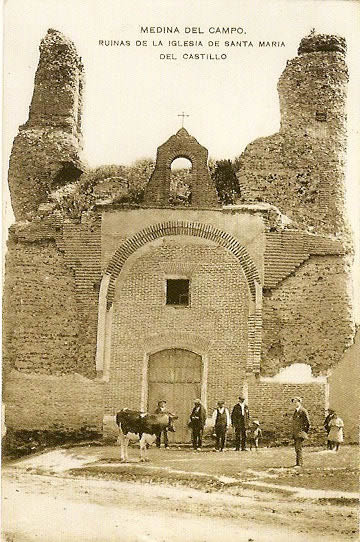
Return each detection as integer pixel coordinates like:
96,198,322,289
49,156,241,218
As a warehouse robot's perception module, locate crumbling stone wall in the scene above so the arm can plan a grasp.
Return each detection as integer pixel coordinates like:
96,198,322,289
4,233,81,376
8,29,85,221
3,218,102,381
261,255,354,376
236,34,349,238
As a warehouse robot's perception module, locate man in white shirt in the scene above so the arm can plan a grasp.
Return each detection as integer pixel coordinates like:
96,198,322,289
212,400,231,451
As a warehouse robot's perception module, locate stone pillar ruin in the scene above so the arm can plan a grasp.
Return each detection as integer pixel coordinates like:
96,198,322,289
237,33,350,238
8,29,86,220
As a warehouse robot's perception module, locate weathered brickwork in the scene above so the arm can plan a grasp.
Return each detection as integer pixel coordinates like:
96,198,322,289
3,236,82,375
236,35,349,238
4,371,104,432
3,218,102,381
106,242,250,414
59,220,102,368
264,230,344,288
248,378,326,444
262,255,354,376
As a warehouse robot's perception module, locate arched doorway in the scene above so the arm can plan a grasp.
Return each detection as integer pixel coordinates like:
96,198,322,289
148,349,202,442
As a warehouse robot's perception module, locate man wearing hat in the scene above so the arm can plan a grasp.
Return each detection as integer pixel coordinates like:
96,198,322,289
212,401,231,451
231,396,250,451
291,397,311,467
189,399,207,450
155,400,169,448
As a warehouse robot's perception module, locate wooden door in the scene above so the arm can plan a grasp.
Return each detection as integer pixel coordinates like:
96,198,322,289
148,349,202,442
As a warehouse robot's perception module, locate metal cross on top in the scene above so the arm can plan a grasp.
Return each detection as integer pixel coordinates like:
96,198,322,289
178,111,190,128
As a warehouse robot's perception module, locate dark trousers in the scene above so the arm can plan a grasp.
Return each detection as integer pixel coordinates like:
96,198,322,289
234,425,247,450
156,429,168,448
294,437,304,466
192,425,203,449
215,425,227,450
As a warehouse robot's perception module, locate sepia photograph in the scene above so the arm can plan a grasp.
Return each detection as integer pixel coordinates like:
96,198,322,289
2,0,359,540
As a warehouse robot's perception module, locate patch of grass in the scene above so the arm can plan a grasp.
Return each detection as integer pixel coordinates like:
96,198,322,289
67,466,238,494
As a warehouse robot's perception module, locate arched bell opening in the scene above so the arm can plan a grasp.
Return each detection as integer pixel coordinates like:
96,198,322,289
169,157,192,206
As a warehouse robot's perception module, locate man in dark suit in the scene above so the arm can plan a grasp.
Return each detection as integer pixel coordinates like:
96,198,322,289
292,396,311,467
155,400,169,448
189,399,207,450
212,401,231,451
231,396,250,451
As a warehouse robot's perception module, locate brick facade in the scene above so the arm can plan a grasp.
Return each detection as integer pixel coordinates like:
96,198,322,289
248,377,326,445
106,241,250,414
3,31,356,446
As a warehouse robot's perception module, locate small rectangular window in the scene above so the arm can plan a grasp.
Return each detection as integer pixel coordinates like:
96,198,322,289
315,111,327,122
166,279,190,306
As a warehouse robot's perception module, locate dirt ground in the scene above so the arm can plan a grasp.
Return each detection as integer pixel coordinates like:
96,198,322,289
2,444,359,541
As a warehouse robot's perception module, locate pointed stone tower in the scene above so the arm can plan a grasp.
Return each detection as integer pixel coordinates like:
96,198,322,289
8,29,86,220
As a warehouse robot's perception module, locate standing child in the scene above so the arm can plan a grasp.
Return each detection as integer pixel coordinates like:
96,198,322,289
249,420,262,451
328,412,344,451
324,409,335,450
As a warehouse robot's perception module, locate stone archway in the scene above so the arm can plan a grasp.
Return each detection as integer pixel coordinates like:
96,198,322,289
104,220,261,308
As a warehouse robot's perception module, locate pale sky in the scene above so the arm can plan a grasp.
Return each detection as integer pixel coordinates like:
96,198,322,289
2,0,360,316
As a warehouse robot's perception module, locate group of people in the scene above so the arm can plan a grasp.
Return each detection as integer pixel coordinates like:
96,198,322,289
154,396,344,468
207,397,261,453
156,396,261,453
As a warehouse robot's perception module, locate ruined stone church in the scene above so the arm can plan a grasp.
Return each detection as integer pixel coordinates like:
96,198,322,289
3,30,356,445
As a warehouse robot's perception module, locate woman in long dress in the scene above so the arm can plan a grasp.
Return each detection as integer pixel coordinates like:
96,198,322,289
328,412,344,451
